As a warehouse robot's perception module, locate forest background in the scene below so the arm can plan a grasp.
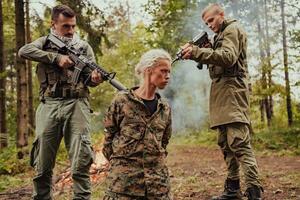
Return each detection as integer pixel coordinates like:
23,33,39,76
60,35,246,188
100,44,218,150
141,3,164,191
0,0,299,199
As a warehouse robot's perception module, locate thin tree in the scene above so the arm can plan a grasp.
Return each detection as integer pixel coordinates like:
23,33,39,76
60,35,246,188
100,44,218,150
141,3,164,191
280,0,293,126
15,0,28,155
256,1,271,126
25,0,34,135
264,0,274,120
0,0,7,149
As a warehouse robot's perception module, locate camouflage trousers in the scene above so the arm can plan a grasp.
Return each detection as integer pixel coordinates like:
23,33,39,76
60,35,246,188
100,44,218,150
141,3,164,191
30,97,94,200
217,122,262,188
103,191,172,200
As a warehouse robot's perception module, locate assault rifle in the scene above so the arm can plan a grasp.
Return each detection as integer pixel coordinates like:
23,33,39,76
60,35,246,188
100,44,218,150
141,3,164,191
172,31,209,70
47,34,127,91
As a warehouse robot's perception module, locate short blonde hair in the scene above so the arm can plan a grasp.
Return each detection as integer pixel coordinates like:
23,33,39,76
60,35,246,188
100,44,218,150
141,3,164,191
135,49,171,80
201,3,224,19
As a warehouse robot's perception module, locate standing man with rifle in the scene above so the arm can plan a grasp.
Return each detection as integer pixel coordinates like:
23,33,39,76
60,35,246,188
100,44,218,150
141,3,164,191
18,5,102,200
180,3,263,200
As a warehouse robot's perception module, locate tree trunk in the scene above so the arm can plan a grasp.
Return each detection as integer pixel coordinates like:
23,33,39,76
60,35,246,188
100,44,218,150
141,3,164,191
264,0,274,120
15,0,28,153
280,0,293,126
0,0,7,149
25,0,34,135
257,16,270,126
260,99,265,123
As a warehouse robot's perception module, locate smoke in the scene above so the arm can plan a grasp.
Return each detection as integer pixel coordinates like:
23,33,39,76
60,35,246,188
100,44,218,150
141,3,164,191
160,1,257,134
162,60,210,134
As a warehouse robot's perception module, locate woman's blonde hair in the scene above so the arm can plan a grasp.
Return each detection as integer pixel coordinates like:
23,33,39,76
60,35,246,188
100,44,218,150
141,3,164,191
135,49,171,80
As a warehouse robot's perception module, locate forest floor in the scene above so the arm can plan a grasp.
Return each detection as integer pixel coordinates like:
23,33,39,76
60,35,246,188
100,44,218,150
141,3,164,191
0,143,299,200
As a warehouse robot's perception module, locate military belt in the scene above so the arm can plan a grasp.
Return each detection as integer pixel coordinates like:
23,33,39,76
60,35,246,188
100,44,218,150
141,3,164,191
210,72,245,79
210,64,245,79
44,86,89,99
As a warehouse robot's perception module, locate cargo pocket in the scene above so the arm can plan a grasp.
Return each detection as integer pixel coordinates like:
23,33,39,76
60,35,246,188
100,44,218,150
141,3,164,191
227,123,250,154
30,138,40,168
46,67,58,85
76,134,94,171
78,98,91,122
36,64,47,86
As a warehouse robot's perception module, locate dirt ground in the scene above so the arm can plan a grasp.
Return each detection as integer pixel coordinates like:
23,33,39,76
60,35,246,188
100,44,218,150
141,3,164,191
167,145,300,200
1,144,299,200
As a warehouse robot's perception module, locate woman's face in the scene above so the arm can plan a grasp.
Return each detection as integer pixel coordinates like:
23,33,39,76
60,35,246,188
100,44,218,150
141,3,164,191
149,59,171,89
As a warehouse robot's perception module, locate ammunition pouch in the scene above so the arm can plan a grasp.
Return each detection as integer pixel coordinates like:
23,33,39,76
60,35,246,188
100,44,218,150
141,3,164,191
36,39,90,100
44,83,89,98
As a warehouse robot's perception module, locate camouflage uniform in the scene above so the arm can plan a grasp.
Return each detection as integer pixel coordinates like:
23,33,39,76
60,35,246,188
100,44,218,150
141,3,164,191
18,34,98,200
190,19,262,189
102,88,172,200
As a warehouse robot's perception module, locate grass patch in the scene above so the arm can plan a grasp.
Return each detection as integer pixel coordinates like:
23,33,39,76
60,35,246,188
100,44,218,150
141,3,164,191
252,126,300,155
0,145,31,175
171,126,300,155
171,128,217,147
0,173,32,191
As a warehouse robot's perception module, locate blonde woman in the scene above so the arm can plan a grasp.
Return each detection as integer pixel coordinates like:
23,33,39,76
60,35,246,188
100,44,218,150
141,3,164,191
102,49,173,200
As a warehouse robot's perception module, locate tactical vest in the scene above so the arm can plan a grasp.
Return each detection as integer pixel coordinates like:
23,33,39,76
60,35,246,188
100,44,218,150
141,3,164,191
36,39,89,100
208,22,247,80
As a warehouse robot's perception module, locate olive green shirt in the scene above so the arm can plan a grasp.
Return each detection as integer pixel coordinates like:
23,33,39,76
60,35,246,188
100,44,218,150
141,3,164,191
18,35,95,65
18,34,98,98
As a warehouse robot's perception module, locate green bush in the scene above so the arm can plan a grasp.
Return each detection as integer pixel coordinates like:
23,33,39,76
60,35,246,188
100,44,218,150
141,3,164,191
252,126,300,155
171,126,300,155
0,145,31,175
171,128,217,147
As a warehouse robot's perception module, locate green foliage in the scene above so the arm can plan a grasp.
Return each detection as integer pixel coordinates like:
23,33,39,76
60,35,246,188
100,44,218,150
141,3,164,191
251,80,286,105
252,126,300,155
2,0,17,139
90,23,152,112
57,0,109,55
172,126,300,155
1,1,300,197
144,0,200,54
0,145,31,175
171,129,217,147
31,6,52,39
0,173,31,192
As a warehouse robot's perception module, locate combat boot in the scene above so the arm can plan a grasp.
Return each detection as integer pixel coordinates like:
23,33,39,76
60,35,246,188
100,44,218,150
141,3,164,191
244,185,263,200
211,179,243,200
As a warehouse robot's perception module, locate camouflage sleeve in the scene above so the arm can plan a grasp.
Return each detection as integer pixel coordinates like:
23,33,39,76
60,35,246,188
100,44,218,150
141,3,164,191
102,95,123,160
18,36,60,64
191,24,241,67
162,109,172,150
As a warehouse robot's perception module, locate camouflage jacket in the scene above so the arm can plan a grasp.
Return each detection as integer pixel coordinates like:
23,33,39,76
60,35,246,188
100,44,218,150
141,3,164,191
191,19,250,128
103,87,172,197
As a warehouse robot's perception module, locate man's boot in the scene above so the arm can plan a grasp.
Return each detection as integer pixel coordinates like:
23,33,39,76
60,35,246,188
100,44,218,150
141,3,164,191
244,185,263,200
211,179,243,200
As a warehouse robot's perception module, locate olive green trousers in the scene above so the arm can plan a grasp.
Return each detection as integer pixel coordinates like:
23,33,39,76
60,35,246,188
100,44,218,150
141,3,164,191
217,122,262,188
30,97,94,200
